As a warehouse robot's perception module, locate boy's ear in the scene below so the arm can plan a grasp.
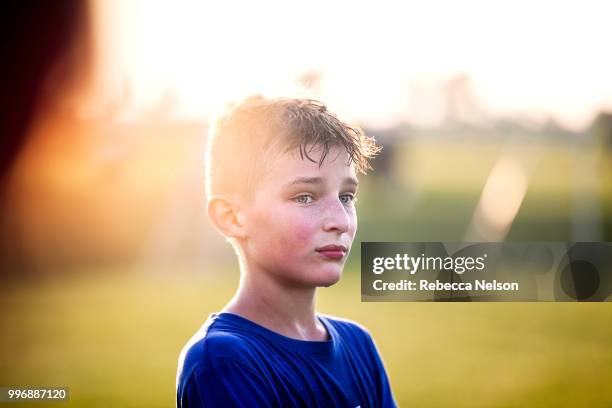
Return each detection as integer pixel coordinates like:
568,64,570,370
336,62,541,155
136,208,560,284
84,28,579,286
207,195,247,240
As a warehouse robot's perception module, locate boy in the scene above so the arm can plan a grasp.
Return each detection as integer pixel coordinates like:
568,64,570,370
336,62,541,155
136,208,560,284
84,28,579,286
176,95,397,407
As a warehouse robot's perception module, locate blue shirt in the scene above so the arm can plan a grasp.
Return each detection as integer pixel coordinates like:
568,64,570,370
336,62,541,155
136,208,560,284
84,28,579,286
176,312,397,407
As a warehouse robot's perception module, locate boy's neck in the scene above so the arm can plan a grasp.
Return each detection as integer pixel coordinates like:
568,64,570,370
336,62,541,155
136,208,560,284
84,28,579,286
221,270,329,342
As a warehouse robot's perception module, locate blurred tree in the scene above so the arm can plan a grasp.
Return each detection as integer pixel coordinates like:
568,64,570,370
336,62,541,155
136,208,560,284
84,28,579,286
589,112,612,240
591,112,612,150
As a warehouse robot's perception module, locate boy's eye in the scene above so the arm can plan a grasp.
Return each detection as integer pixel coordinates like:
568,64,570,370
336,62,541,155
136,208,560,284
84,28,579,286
340,194,357,205
295,194,314,204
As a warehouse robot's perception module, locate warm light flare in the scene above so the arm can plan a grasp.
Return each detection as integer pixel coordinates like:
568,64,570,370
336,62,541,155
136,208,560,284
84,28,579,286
466,156,529,241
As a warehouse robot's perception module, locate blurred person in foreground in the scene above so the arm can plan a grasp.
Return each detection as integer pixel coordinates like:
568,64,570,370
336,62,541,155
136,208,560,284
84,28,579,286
176,95,397,407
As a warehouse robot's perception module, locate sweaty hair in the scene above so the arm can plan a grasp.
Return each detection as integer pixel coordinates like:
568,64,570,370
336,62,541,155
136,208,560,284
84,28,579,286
205,95,381,200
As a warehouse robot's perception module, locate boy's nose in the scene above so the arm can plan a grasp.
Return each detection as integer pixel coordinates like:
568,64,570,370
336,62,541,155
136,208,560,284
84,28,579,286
321,198,351,234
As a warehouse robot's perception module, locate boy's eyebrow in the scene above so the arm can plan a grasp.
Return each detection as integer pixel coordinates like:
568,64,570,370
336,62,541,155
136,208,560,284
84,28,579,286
284,177,324,188
344,177,359,187
283,176,359,188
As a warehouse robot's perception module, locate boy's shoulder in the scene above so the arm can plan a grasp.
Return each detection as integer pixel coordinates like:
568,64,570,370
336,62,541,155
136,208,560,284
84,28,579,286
177,314,254,379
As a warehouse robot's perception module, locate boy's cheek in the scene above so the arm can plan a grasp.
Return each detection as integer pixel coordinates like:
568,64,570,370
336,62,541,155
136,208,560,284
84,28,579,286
275,222,311,248
293,224,315,246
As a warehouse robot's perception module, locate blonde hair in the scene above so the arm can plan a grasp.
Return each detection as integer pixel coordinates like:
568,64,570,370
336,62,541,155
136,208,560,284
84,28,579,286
205,95,381,200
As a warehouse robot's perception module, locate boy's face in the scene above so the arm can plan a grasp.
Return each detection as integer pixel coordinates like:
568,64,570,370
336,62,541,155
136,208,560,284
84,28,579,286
241,144,358,288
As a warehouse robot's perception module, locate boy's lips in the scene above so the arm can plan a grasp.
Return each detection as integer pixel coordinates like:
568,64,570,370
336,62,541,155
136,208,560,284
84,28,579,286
316,245,347,260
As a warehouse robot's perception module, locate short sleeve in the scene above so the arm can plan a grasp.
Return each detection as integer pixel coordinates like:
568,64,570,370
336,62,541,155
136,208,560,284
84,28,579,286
364,331,398,408
177,357,278,408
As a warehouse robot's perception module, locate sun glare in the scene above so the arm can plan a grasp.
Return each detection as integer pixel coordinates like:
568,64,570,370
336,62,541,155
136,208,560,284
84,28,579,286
89,0,612,129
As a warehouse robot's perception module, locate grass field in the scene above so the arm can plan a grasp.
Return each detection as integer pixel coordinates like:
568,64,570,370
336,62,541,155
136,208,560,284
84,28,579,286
1,267,611,407
2,137,611,406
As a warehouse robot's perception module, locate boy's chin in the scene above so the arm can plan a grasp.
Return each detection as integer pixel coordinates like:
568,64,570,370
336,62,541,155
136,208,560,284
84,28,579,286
313,270,342,288
318,278,340,288
287,273,341,289
279,265,343,288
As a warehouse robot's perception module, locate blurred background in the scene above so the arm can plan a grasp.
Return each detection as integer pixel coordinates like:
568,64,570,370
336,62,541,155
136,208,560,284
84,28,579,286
1,0,611,406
